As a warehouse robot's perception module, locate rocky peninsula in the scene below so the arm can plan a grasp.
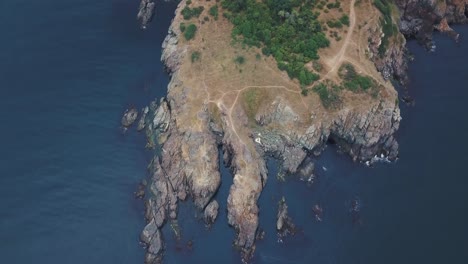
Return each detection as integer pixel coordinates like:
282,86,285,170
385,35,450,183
136,0,468,263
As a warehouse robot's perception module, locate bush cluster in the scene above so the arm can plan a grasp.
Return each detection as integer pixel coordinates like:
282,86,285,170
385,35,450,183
184,24,197,40
182,6,204,20
222,0,330,86
373,0,398,56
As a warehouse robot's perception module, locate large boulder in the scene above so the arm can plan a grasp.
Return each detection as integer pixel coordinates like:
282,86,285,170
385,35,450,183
121,108,138,127
137,0,156,29
204,200,219,225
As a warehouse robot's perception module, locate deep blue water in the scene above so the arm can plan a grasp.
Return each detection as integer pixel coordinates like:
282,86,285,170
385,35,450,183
0,0,177,263
1,1,468,263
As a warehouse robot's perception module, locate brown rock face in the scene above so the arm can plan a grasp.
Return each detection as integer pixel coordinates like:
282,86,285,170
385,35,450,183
396,0,468,42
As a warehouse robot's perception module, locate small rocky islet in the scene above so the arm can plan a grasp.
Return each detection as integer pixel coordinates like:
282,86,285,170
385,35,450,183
131,0,468,263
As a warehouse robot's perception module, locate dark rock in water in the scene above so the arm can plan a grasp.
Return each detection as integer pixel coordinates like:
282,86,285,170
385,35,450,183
312,204,323,222
204,200,219,225
350,199,362,226
256,228,266,241
135,182,145,199
137,0,156,29
186,240,193,251
401,95,415,106
276,197,296,238
121,108,138,127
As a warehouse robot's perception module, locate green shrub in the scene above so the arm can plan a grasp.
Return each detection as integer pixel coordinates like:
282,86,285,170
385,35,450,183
184,24,197,40
180,23,186,32
339,14,350,26
234,55,245,64
373,0,397,56
191,51,201,62
327,20,343,29
339,64,376,92
209,5,219,20
182,6,204,20
313,83,340,108
221,0,330,86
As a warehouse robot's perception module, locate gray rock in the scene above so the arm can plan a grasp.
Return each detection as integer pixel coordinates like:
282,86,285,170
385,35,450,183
137,106,150,131
152,99,171,132
121,108,138,127
137,0,156,29
141,219,163,262
204,200,219,225
141,219,158,244
276,197,295,237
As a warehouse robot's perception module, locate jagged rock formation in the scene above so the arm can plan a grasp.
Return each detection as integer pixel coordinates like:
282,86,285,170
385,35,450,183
276,197,296,238
370,0,468,84
204,200,219,225
121,108,138,127
137,0,156,29
396,0,468,43
140,0,407,263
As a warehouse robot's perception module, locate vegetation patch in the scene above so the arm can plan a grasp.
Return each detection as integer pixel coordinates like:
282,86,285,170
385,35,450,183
209,5,219,20
234,55,245,65
339,14,350,26
243,88,265,121
184,24,197,41
182,5,204,20
373,0,398,56
221,0,329,86
191,51,201,62
339,63,376,92
313,82,340,109
326,1,341,9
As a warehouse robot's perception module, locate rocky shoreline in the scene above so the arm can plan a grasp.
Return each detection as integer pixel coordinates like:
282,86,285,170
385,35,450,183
136,1,468,263
372,0,468,87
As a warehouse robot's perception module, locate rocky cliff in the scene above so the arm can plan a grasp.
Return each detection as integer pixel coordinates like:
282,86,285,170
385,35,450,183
137,1,404,263
369,0,468,85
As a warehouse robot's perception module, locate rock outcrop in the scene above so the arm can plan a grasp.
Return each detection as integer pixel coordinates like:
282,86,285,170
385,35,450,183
121,108,138,127
395,0,468,44
140,1,403,263
276,197,296,238
137,0,156,29
204,200,219,225
370,0,468,85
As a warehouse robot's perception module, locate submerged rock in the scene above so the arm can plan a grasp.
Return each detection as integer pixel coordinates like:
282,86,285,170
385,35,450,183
312,204,323,222
121,108,138,127
135,182,145,199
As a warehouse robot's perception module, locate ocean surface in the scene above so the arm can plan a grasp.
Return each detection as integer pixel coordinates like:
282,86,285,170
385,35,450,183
0,1,467,264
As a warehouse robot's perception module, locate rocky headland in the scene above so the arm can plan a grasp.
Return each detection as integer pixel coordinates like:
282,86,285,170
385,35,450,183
136,0,468,263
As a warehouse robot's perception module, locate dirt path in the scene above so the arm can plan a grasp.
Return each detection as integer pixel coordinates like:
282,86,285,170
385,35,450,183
322,0,356,80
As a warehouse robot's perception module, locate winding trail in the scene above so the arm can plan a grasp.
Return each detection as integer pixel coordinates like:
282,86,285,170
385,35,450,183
322,0,357,80
196,0,358,148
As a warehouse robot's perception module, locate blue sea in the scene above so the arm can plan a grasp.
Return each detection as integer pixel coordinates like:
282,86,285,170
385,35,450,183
1,1,467,263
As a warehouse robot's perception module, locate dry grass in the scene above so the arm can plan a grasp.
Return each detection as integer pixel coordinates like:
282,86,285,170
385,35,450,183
170,0,397,147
